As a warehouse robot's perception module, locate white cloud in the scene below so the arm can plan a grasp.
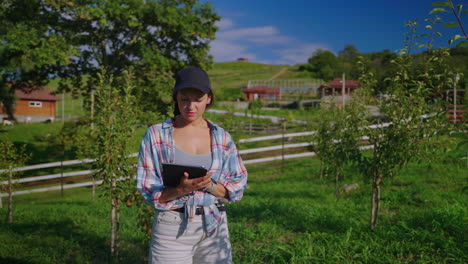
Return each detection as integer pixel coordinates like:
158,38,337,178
218,26,276,40
274,44,330,65
210,18,329,65
216,18,234,30
210,40,256,62
216,26,292,45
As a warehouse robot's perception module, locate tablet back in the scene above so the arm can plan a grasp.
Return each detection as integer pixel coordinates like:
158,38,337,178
162,163,208,187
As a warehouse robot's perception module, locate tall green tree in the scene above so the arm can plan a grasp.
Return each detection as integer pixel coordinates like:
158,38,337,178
304,49,341,81
0,0,76,120
338,44,360,79
0,0,219,120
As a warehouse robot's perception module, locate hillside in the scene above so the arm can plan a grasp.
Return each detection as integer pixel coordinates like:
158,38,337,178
208,62,316,101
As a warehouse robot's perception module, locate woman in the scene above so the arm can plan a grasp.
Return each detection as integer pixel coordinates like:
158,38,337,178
136,66,248,264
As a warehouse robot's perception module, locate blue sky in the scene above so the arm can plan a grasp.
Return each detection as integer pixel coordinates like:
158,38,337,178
208,0,461,65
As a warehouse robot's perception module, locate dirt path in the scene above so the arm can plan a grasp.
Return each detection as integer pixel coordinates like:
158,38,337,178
269,67,287,80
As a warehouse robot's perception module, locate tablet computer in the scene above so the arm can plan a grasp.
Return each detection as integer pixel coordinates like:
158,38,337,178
162,163,208,187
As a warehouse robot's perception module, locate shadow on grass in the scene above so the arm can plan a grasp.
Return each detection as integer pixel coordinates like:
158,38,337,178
228,200,356,235
0,257,34,264
20,141,78,165
2,218,146,263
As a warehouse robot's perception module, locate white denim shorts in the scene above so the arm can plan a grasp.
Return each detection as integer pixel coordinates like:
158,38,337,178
148,210,232,264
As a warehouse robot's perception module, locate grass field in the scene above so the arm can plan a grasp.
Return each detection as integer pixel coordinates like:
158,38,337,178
0,156,466,264
0,105,320,167
208,62,317,101
2,62,466,263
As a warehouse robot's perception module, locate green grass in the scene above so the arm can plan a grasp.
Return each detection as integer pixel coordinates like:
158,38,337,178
1,106,317,167
208,62,322,101
0,120,148,166
0,157,466,263
208,62,295,101
55,93,86,118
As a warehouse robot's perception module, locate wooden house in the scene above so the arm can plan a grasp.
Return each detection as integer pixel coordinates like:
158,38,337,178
318,78,361,97
318,78,361,106
242,85,280,102
0,86,59,123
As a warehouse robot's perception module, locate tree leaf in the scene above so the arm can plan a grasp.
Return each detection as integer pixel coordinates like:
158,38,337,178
449,35,463,45
457,4,463,16
455,40,468,47
429,7,448,14
432,1,451,7
443,22,458,28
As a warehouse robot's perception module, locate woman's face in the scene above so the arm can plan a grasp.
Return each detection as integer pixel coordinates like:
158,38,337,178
176,88,212,124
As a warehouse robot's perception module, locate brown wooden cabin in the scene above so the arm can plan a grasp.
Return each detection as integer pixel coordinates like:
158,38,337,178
0,85,59,123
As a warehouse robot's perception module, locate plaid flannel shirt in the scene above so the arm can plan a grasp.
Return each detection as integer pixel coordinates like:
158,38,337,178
136,118,247,236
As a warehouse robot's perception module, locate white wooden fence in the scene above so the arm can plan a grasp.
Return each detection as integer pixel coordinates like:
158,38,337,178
1,120,396,197
0,130,322,197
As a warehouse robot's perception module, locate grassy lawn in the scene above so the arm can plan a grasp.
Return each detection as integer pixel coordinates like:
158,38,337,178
1,62,466,263
0,156,466,263
1,107,318,167
55,93,86,119
208,62,319,101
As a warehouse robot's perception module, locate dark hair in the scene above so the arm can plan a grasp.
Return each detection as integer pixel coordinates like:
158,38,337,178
172,90,214,117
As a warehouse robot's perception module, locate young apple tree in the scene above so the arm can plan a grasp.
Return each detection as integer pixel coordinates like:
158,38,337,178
93,69,138,261
0,138,29,224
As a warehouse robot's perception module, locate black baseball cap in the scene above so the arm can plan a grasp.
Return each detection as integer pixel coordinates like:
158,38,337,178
173,66,211,94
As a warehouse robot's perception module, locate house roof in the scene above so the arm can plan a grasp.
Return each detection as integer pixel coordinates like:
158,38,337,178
15,87,59,101
320,78,361,89
242,85,280,94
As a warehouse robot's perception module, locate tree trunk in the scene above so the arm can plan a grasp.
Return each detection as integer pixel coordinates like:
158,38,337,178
92,177,96,201
110,179,120,261
370,174,381,230
7,166,13,224
319,160,323,179
60,157,64,197
335,167,341,200
281,121,285,172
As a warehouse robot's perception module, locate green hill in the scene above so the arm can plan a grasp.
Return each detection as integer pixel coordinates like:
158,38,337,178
208,62,315,101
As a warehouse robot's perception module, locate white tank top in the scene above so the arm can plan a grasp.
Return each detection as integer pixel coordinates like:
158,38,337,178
174,147,212,170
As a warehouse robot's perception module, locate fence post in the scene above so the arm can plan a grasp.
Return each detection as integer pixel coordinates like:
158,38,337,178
92,177,96,201
282,119,286,171
7,166,13,223
61,141,64,197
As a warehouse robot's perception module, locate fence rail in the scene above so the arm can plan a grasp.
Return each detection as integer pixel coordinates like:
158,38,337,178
0,120,395,197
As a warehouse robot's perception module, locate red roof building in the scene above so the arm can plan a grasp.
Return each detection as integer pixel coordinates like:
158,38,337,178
318,78,361,97
0,85,59,122
242,85,280,102
15,88,59,101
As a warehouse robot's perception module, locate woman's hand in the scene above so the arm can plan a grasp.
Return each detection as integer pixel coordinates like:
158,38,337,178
158,172,213,203
178,172,213,193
